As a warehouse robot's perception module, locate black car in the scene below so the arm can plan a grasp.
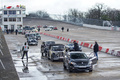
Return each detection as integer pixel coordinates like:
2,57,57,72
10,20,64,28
41,41,55,56
63,52,94,72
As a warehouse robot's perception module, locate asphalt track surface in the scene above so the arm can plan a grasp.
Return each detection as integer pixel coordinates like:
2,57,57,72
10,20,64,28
4,30,120,80
2,18,120,80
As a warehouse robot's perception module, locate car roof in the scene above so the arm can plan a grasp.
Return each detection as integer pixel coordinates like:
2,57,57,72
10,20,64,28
67,52,85,55
45,41,55,42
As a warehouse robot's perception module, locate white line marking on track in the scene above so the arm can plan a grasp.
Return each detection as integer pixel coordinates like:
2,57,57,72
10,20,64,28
0,43,3,48
0,49,3,55
0,59,6,69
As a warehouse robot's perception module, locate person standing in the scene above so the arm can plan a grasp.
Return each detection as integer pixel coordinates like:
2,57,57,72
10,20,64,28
67,28,69,32
93,41,99,60
15,29,18,35
6,28,9,34
61,27,64,32
73,41,79,51
22,42,29,61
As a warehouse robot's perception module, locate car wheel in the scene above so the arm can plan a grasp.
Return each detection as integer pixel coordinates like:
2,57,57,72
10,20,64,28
51,54,54,62
68,66,72,72
89,69,93,72
63,62,66,69
47,53,50,60
41,53,44,57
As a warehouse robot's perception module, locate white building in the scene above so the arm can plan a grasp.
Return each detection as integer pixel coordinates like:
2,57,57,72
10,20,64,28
0,5,26,31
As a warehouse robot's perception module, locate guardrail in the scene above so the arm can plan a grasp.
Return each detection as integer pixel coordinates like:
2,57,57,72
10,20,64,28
40,32,120,57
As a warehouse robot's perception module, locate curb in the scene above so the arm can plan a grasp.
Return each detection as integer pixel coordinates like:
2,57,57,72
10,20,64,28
40,32,120,57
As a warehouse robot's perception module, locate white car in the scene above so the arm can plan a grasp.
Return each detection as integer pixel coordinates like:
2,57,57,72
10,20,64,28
45,28,52,31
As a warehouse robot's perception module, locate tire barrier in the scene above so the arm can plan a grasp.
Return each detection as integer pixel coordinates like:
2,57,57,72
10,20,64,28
40,32,120,57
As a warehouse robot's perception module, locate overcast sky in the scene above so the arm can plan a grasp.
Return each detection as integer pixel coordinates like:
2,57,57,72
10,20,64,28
1,0,120,14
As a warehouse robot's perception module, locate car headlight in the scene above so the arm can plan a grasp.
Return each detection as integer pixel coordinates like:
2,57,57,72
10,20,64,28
70,62,76,65
88,60,92,65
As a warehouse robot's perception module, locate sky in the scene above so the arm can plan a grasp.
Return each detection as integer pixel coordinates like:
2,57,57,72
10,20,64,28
0,0,120,15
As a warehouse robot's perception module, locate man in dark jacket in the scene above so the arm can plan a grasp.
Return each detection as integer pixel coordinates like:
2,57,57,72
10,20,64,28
73,41,79,51
93,41,99,60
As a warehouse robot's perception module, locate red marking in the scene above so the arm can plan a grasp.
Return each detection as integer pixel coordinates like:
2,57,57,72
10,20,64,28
99,46,102,51
67,39,70,42
83,43,89,47
90,44,93,48
105,48,109,53
81,42,83,46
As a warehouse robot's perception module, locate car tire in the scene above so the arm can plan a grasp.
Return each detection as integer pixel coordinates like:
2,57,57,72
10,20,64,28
89,69,93,72
63,62,66,69
41,53,44,57
51,54,54,62
47,52,50,60
68,66,72,72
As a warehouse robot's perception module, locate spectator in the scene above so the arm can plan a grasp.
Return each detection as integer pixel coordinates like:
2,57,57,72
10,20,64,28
73,41,79,51
6,28,9,34
15,29,18,35
61,27,64,32
93,41,99,60
67,28,69,32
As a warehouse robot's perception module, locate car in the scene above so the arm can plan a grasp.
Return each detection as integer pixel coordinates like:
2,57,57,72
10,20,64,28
48,26,54,29
25,33,30,38
63,52,93,72
65,43,82,52
45,27,52,31
43,25,48,28
41,41,55,56
47,44,65,61
35,33,41,40
28,39,38,46
25,33,37,39
27,36,36,43
32,29,38,32
23,26,31,30
18,29,23,34
53,27,58,30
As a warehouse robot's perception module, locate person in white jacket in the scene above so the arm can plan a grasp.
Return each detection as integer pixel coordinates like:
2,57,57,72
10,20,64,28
21,42,29,61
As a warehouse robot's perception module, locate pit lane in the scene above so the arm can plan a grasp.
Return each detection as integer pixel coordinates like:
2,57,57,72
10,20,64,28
5,32,120,80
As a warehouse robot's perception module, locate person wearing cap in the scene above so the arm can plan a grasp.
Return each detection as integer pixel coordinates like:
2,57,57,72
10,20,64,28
93,41,99,60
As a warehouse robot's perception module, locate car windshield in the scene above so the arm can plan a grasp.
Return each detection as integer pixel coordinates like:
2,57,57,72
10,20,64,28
31,39,37,42
46,41,55,45
36,33,40,35
70,53,87,59
52,46,64,51
68,44,74,46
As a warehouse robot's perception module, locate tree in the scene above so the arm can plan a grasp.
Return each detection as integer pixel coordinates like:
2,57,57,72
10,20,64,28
85,3,106,19
27,10,50,19
63,9,83,22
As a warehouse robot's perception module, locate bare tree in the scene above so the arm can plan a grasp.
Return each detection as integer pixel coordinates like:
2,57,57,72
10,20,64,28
27,10,50,19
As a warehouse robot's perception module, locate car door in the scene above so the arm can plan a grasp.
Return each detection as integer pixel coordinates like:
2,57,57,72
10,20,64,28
88,52,98,65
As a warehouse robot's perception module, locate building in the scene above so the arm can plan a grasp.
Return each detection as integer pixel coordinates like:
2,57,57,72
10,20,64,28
0,5,26,31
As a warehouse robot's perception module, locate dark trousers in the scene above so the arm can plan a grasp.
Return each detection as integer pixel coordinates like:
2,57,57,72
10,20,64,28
22,51,28,61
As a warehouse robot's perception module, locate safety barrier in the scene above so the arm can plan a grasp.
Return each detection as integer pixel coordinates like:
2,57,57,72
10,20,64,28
40,32,120,57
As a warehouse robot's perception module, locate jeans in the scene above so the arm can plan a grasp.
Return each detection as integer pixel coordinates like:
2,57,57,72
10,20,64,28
94,52,98,60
